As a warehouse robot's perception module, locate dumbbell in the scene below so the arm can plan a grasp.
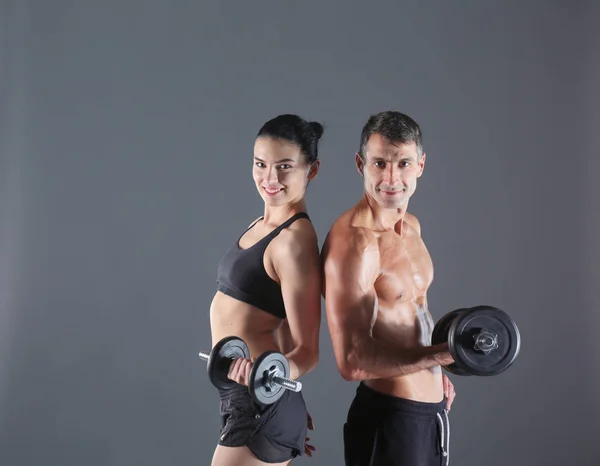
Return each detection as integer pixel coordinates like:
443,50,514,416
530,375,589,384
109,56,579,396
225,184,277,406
431,305,521,376
198,336,302,405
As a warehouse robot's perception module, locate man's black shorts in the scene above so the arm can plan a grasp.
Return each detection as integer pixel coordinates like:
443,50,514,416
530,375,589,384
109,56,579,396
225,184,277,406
344,382,450,466
217,384,308,463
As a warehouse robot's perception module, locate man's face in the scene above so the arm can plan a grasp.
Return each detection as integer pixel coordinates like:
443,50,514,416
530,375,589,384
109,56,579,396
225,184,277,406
356,133,426,209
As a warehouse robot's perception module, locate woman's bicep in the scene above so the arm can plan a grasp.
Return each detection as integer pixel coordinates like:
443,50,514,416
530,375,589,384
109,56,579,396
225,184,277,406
274,233,322,348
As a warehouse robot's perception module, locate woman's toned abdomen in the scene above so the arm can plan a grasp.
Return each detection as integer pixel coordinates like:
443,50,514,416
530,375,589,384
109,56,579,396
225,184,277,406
209,291,283,359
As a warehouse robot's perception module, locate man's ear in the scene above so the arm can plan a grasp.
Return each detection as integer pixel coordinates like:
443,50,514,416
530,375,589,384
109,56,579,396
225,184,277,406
355,153,365,176
417,152,426,178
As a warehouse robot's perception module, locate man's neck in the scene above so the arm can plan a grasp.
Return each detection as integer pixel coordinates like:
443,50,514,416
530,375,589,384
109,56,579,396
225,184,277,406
361,194,407,233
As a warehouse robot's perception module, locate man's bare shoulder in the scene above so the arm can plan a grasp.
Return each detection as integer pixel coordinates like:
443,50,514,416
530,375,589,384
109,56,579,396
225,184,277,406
404,212,421,236
323,209,378,260
321,207,381,298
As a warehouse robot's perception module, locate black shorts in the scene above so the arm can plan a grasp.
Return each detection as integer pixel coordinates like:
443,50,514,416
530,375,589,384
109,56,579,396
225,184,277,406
344,383,450,466
217,384,308,463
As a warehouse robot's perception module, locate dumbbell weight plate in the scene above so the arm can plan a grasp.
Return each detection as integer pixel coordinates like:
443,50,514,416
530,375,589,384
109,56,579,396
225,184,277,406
448,305,521,377
431,308,472,376
249,351,290,405
207,336,250,390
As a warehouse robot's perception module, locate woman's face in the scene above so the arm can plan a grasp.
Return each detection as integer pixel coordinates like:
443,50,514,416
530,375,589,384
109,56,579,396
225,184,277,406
252,136,319,207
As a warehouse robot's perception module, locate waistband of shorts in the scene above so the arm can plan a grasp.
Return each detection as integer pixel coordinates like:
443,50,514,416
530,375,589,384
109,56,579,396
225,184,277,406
357,382,446,415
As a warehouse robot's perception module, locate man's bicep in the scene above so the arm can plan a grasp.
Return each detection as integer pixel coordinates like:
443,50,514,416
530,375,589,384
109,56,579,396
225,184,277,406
324,260,376,333
323,241,378,359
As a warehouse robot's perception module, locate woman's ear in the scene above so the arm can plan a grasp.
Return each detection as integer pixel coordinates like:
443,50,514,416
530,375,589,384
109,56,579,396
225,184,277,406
307,160,321,181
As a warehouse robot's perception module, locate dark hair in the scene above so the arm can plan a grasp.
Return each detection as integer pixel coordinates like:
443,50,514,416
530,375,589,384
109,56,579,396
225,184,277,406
257,114,324,164
358,111,424,160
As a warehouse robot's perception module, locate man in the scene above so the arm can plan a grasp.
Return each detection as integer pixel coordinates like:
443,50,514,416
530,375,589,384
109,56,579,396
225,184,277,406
321,111,457,466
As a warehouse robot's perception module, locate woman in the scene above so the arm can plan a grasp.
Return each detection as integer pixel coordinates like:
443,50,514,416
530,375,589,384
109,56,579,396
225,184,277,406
209,114,324,465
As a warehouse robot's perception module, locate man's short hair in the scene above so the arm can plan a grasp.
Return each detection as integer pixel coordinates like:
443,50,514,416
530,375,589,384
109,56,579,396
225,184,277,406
358,111,424,160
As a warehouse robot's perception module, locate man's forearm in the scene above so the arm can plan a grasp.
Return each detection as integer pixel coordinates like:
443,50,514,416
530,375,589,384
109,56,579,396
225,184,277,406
345,336,448,380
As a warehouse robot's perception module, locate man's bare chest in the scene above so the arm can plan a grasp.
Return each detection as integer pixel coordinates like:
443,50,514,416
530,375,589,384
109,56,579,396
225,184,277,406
374,233,434,305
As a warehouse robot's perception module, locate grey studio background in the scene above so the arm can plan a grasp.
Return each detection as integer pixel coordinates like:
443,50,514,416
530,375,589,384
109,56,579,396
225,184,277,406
1,1,599,465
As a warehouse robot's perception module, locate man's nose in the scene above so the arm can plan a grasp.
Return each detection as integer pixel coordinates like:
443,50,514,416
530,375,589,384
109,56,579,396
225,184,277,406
384,165,401,185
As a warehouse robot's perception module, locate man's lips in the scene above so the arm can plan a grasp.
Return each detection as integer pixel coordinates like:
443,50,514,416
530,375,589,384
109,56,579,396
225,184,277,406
379,189,405,195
